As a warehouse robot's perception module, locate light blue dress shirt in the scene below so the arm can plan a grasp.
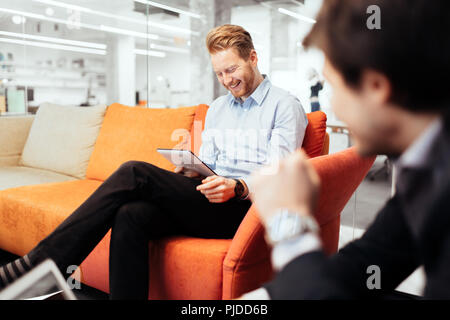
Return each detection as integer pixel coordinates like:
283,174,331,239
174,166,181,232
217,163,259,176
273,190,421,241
198,75,308,191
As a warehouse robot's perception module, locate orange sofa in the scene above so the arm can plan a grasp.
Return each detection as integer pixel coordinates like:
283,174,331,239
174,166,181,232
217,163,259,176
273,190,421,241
0,103,374,299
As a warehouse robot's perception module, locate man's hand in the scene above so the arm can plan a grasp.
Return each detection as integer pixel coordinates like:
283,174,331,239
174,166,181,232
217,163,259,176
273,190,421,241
250,150,321,224
174,166,201,178
196,176,236,203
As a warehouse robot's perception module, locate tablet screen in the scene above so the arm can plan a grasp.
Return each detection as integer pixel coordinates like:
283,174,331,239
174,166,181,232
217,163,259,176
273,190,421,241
157,149,216,176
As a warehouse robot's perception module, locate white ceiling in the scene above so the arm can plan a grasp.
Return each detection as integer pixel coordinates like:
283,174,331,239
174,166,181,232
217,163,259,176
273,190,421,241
0,0,320,51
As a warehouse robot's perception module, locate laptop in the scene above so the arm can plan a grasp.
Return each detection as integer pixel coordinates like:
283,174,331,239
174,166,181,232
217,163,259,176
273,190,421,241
0,259,77,300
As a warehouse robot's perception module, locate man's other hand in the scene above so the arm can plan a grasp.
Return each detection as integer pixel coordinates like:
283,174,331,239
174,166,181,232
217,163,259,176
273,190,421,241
196,176,236,203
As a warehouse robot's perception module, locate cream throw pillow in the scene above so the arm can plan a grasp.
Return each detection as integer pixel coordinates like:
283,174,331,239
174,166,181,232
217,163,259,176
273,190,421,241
20,102,107,179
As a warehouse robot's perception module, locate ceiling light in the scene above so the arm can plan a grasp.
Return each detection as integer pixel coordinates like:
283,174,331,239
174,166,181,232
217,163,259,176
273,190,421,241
148,43,188,54
100,25,159,41
278,8,316,24
134,0,203,19
0,30,106,49
32,0,197,36
134,49,166,58
45,7,54,16
0,37,106,55
12,15,26,24
0,8,171,42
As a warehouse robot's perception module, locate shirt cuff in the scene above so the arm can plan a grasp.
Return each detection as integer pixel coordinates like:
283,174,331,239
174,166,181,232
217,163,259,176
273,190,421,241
238,287,271,300
271,232,322,272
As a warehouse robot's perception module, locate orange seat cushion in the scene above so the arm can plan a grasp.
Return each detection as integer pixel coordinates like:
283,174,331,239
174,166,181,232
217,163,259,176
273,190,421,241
303,111,327,158
0,179,102,256
86,103,197,181
148,237,231,299
67,231,233,299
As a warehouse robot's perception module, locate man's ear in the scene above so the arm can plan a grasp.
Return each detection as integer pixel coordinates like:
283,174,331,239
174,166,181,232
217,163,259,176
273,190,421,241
360,69,392,105
249,49,258,67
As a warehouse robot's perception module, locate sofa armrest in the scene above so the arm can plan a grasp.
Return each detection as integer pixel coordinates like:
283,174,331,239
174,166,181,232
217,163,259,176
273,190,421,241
321,132,330,156
223,147,375,299
0,115,34,167
222,206,273,300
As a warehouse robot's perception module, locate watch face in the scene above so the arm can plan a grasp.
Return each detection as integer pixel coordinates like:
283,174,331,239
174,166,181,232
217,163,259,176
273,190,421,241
235,180,244,197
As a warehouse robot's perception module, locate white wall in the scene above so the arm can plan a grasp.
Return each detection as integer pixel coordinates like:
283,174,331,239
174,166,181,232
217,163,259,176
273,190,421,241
136,51,191,108
231,5,271,76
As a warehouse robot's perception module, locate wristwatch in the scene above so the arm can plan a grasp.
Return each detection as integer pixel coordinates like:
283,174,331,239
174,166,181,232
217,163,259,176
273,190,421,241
233,179,246,199
266,210,319,245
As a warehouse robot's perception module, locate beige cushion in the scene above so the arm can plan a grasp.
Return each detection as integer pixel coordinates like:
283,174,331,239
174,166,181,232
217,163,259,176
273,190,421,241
0,166,76,191
19,103,107,179
0,116,34,167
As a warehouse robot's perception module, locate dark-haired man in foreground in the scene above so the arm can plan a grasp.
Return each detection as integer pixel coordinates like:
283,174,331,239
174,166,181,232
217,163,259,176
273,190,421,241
244,0,450,299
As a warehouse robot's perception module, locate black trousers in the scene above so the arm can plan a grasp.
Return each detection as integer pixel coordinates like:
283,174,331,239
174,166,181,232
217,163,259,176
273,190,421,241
30,161,251,299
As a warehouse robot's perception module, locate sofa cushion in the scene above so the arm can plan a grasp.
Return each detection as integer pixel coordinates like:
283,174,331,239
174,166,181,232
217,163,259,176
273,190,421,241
0,179,101,256
19,102,107,179
0,116,34,167
303,111,327,158
86,103,197,181
0,166,76,191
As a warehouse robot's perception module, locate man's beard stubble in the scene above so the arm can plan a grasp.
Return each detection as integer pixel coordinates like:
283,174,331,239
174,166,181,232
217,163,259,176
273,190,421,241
228,67,255,99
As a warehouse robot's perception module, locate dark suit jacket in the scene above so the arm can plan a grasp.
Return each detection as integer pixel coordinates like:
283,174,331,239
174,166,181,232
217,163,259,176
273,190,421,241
264,118,450,299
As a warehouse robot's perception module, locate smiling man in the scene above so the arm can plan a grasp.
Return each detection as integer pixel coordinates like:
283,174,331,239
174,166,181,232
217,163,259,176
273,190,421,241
0,24,307,299
179,24,308,203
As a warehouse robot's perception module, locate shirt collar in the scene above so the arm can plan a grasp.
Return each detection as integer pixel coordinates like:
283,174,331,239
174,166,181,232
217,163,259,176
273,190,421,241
396,117,443,171
227,74,271,107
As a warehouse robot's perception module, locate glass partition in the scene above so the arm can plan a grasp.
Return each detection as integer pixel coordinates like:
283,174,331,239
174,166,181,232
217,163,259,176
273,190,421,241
0,0,194,113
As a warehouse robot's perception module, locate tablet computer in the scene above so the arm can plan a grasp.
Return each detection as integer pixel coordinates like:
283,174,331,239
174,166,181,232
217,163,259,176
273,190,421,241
157,148,217,177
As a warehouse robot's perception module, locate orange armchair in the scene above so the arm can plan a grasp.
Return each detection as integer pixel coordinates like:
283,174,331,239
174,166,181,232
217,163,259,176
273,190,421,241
222,147,375,298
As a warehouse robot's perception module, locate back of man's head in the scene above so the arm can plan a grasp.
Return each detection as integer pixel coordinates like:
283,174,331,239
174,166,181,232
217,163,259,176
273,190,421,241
304,0,450,117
